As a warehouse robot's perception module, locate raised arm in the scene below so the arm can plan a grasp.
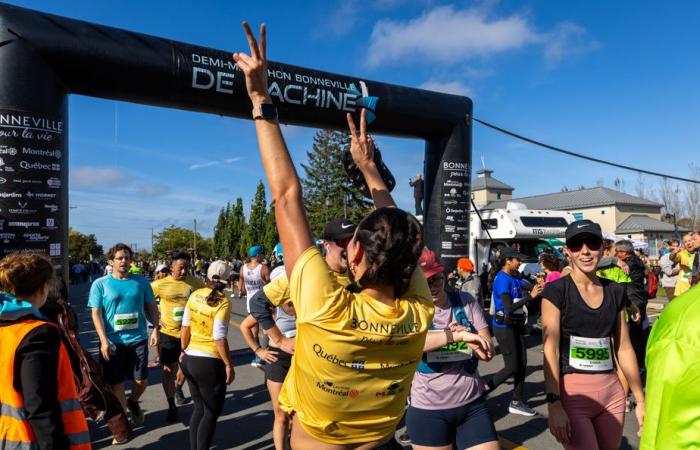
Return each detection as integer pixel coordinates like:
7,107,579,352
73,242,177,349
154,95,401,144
346,111,397,210
233,22,313,277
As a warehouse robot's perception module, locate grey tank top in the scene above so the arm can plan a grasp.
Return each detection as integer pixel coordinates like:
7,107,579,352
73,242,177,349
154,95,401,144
275,306,296,337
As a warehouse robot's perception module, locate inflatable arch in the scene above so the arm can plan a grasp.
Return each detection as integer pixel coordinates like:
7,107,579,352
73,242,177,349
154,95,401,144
0,3,472,275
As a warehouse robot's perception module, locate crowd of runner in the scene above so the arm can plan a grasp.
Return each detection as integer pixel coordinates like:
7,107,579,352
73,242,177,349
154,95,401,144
2,21,700,450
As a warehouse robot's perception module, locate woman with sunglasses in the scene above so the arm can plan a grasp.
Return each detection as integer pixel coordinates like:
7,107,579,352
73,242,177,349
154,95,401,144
233,22,433,449
542,220,644,449
406,248,498,450
485,246,543,417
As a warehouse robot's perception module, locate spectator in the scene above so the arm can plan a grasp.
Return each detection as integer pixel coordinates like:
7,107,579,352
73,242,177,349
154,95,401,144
658,239,680,300
409,172,424,216
615,240,648,370
452,257,482,307
669,233,696,296
0,253,91,449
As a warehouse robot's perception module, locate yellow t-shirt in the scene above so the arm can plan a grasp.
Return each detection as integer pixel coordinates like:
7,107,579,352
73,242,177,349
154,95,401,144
674,250,696,296
184,288,231,358
263,274,291,306
152,275,205,338
278,247,434,444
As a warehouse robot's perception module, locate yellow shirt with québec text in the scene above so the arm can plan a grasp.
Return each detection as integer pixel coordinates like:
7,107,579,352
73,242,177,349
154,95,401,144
674,250,696,296
184,288,230,358
151,275,204,338
278,247,434,445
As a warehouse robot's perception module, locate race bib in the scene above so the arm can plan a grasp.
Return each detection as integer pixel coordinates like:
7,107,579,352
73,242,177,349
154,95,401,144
426,339,473,363
569,336,612,371
173,307,185,322
114,313,139,331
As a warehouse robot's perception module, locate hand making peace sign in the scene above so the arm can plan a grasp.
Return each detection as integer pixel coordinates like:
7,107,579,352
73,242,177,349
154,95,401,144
233,21,270,107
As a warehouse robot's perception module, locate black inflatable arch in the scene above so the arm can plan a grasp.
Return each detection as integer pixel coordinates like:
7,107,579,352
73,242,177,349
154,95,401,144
0,3,472,276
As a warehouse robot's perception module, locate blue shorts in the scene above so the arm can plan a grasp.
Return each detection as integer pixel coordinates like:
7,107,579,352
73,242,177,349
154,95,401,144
100,339,149,385
406,397,498,448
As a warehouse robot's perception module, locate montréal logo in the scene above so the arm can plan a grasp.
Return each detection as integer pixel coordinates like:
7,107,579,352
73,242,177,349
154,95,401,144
348,81,379,124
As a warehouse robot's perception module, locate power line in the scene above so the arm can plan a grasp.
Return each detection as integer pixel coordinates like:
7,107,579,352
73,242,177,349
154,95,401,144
472,117,700,185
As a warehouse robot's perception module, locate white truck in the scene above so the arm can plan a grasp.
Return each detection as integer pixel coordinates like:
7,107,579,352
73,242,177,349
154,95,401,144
468,202,575,278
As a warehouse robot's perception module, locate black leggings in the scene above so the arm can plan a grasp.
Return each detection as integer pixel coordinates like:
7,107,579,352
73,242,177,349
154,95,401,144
487,325,527,402
182,354,227,450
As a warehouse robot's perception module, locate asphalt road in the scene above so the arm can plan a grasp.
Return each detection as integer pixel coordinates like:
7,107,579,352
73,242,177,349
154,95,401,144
69,280,656,450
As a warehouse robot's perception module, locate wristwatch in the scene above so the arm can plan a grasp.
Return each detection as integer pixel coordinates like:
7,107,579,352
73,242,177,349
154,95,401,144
546,393,561,403
252,103,278,120
444,328,454,344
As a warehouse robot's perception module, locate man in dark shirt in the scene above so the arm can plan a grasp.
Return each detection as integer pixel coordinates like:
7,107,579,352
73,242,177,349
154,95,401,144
409,173,424,216
615,240,648,370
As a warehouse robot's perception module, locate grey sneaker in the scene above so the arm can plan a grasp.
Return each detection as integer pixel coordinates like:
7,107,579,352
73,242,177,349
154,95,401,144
508,400,537,417
174,386,189,405
127,398,145,427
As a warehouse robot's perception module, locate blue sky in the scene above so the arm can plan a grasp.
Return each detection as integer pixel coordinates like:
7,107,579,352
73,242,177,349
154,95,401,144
11,0,700,251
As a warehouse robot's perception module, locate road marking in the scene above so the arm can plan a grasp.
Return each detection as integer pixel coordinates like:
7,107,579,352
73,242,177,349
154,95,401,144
499,437,529,449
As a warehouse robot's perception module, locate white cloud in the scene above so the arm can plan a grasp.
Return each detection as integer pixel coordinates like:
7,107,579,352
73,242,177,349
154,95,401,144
367,5,595,68
189,156,244,170
419,80,474,97
542,21,600,66
72,166,132,187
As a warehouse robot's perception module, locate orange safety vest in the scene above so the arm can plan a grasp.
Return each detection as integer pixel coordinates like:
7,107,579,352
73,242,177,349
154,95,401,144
0,319,91,449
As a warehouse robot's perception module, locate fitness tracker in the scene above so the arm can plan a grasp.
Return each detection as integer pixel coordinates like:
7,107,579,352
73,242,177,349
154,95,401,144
252,103,278,120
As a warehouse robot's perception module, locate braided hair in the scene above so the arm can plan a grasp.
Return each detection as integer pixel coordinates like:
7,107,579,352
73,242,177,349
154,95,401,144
205,276,227,307
346,207,424,297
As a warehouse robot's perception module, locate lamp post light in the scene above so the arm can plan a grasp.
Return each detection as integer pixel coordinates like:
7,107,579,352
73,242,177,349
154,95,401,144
664,212,680,240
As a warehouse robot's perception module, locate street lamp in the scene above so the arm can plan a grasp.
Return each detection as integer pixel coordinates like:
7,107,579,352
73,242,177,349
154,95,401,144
664,212,680,240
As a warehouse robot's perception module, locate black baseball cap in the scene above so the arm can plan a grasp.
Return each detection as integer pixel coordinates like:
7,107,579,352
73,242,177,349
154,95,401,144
565,220,603,242
500,246,527,260
322,218,357,242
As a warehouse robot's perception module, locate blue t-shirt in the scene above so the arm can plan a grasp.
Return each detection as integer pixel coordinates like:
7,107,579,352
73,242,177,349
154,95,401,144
491,271,527,328
88,274,155,344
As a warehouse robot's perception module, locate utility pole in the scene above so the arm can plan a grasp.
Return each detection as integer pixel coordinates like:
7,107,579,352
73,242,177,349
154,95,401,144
151,227,154,254
193,219,197,258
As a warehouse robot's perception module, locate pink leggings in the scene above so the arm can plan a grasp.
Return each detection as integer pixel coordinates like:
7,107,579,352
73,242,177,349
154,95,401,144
561,373,626,450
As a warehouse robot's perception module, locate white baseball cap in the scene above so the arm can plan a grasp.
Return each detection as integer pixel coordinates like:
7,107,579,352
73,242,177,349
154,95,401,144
207,260,232,281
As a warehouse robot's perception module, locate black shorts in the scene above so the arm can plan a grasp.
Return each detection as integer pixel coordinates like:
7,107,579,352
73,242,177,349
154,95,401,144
159,332,182,366
406,397,498,448
101,340,149,385
263,346,292,383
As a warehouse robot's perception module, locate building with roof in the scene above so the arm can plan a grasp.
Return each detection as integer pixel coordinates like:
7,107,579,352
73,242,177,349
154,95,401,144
474,170,687,256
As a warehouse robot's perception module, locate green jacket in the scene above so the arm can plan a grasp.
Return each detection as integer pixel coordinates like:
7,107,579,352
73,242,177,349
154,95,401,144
640,284,700,449
596,265,631,283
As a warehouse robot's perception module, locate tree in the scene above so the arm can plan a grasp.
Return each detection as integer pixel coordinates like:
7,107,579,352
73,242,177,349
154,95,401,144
262,205,279,252
227,198,246,259
213,205,228,258
153,225,212,259
684,163,700,229
242,181,267,254
301,129,371,236
68,228,103,261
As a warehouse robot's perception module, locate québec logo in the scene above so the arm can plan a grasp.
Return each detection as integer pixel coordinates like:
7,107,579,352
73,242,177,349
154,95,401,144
348,81,379,124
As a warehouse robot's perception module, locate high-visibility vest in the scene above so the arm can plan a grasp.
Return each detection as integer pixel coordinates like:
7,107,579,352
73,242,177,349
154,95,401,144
0,319,91,450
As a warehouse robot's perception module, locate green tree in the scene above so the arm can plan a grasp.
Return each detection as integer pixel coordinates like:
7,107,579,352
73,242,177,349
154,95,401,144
213,204,229,258
262,205,279,252
68,228,103,261
227,198,246,259
301,129,371,236
242,181,267,253
153,225,212,259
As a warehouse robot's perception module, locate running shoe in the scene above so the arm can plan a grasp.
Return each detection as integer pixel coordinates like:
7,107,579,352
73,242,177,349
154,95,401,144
127,398,145,427
112,437,129,445
166,405,178,423
508,400,537,417
250,356,265,370
174,386,189,405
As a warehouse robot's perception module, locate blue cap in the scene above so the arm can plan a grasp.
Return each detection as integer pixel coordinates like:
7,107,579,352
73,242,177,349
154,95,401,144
273,243,283,260
249,245,264,258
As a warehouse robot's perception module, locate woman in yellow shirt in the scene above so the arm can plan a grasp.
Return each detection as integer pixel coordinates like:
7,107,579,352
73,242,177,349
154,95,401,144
180,261,235,450
234,22,434,449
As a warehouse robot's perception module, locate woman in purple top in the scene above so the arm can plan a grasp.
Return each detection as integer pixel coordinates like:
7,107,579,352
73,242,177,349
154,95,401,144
405,249,499,450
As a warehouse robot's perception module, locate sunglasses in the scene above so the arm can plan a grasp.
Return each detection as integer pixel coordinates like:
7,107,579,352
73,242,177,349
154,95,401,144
567,237,603,252
427,274,445,287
